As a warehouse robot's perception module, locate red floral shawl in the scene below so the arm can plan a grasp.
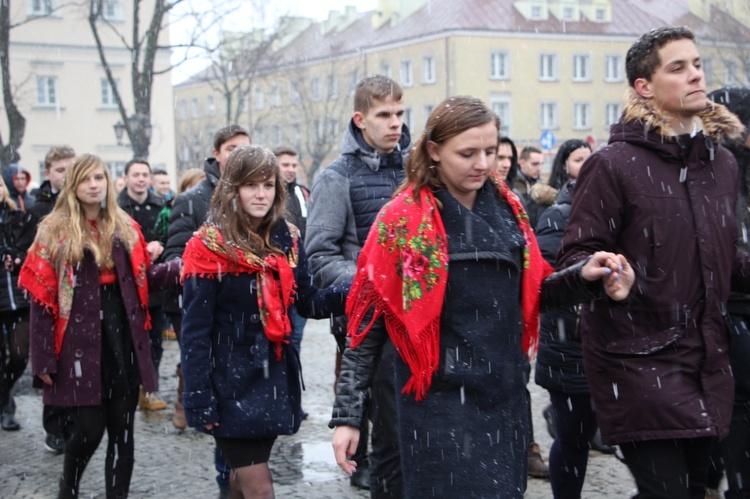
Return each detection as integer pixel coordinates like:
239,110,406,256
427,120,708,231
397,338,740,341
180,224,299,360
19,217,151,359
347,174,553,400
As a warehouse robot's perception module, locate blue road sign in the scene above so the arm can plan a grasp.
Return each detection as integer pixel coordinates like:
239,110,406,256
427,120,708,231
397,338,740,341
540,130,556,151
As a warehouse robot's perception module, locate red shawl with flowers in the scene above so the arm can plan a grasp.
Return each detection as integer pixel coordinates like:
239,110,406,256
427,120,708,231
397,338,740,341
181,224,299,360
19,218,151,359
347,173,554,401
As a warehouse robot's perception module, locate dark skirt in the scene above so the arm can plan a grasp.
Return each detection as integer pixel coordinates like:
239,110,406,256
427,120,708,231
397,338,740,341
214,436,277,468
100,283,140,399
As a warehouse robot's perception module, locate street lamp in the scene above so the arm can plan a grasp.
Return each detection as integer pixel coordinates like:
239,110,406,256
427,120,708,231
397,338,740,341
113,114,153,146
113,120,126,145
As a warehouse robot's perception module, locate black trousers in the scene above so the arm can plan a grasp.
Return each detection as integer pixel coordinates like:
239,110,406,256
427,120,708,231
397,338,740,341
620,437,714,499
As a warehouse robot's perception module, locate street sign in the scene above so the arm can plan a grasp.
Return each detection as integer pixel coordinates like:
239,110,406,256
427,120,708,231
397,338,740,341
540,130,556,151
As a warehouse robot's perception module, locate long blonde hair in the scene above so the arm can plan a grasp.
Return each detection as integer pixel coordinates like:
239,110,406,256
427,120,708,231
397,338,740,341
33,153,136,269
0,175,17,211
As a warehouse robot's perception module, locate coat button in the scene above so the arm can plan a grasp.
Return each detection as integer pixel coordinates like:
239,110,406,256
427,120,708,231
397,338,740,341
250,314,260,323
74,314,84,323
74,349,83,358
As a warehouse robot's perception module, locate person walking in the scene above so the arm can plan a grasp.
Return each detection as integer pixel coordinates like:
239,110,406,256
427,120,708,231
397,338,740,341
19,154,180,498
331,96,633,498
180,145,349,498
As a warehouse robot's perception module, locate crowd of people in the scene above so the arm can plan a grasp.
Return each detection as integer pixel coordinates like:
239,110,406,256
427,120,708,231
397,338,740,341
1,24,750,499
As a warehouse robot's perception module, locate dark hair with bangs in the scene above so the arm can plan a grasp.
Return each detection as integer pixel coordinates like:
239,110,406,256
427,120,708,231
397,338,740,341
209,145,287,257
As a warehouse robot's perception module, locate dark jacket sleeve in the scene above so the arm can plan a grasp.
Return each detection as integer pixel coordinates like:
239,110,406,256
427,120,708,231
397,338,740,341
163,193,200,261
180,275,219,427
29,299,57,384
329,312,387,429
146,259,182,292
540,260,606,312
16,209,40,259
294,241,350,319
535,205,567,264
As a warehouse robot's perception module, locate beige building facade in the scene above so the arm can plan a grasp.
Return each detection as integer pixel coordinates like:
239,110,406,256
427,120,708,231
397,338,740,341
3,0,175,183
174,0,750,180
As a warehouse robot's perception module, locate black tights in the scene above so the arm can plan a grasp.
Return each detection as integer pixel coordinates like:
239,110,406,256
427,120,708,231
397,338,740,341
0,311,29,408
59,389,139,499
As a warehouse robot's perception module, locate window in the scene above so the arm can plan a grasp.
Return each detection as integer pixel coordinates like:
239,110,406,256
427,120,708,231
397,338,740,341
403,107,414,131
605,102,621,127
573,102,592,130
206,95,215,116
178,100,187,120
380,61,392,78
725,60,739,86
531,5,542,19
31,0,52,15
36,76,58,106
310,77,321,101
240,95,248,113
270,84,281,107
289,81,301,103
400,59,413,87
349,69,358,95
181,138,191,162
271,125,282,146
102,0,123,21
490,94,511,136
291,124,301,150
253,85,264,110
539,101,558,129
254,127,264,146
703,58,714,85
605,55,623,82
572,54,591,82
562,7,574,20
423,55,436,84
539,53,558,81
327,74,338,99
100,78,118,107
490,51,510,80
190,98,199,118
424,104,434,125
595,8,605,21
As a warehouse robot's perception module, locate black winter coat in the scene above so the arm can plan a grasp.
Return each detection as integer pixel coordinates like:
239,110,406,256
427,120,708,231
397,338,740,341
558,92,750,444
0,203,27,312
534,181,588,394
16,180,57,258
181,221,349,439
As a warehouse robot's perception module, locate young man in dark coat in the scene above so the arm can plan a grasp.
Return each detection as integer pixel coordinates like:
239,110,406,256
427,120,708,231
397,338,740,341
163,124,250,498
558,26,750,498
15,145,74,452
305,75,409,496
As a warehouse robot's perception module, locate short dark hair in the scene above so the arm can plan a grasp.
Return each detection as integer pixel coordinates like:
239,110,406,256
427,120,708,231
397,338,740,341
626,26,695,87
272,145,298,158
519,146,542,161
124,158,150,175
44,145,75,171
354,75,403,114
213,125,250,153
151,169,168,177
498,136,519,186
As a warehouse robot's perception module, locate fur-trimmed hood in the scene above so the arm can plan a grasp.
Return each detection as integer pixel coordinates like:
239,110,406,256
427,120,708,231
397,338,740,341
619,88,744,144
529,183,559,208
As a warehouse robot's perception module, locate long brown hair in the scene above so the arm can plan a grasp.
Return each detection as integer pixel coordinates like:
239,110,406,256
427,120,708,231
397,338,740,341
399,96,500,196
0,176,17,211
209,145,287,256
34,153,136,268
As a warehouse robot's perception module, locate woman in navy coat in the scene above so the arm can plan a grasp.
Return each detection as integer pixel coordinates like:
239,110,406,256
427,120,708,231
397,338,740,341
180,145,348,498
20,154,181,498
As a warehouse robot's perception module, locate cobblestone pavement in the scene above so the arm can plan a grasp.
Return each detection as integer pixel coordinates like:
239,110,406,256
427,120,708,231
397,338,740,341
0,319,637,498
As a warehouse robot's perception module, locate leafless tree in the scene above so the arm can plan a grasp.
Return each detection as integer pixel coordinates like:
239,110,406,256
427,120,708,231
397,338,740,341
703,4,750,87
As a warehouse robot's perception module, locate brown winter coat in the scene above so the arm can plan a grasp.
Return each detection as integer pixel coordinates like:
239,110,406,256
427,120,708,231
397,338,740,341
558,89,750,444
30,243,181,407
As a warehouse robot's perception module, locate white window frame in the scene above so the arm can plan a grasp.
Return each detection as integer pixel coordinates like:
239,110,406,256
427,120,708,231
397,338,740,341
271,125,282,146
604,55,623,83
595,8,605,21
178,100,187,120
102,0,123,21
562,6,574,20
310,77,321,101
422,55,436,84
573,102,592,130
380,61,392,78
289,81,301,104
206,95,216,116
725,60,739,86
190,98,199,118
539,53,558,81
490,51,510,80
270,84,281,107
703,58,714,85
30,0,53,16
253,85,264,110
403,107,414,131
349,69,358,95
424,104,434,124
400,59,413,87
605,102,621,127
572,54,591,82
490,94,512,137
36,76,58,106
539,101,558,130
530,5,542,19
327,74,338,100
100,78,118,108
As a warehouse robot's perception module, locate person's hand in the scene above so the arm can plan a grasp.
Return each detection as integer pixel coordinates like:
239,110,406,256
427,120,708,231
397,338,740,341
146,241,164,262
581,251,634,301
38,373,53,386
332,425,360,475
203,422,219,431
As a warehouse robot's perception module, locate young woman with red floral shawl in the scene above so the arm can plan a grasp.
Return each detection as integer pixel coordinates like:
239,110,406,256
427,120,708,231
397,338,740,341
330,96,634,498
19,154,181,498
179,145,349,498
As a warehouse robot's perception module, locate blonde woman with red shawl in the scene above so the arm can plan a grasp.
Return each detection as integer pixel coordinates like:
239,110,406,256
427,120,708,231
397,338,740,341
19,154,181,498
331,96,634,498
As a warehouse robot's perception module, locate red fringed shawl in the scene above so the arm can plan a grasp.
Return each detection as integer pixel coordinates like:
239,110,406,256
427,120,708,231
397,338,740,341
346,175,553,401
19,217,151,359
181,224,299,360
